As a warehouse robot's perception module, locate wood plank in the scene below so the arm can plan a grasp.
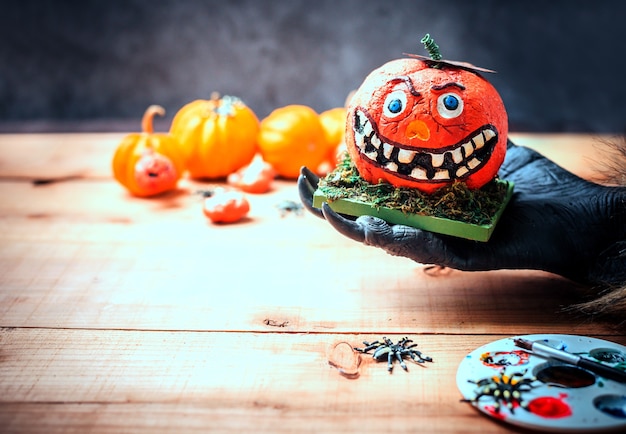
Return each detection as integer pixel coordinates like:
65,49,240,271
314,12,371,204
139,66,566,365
0,235,609,334
0,181,619,335
0,402,509,434
0,133,121,180
2,329,623,433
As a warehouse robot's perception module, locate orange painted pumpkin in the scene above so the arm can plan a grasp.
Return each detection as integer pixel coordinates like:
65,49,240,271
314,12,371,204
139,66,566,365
170,94,260,179
346,52,508,194
112,105,185,197
319,107,348,168
320,107,347,148
257,105,330,179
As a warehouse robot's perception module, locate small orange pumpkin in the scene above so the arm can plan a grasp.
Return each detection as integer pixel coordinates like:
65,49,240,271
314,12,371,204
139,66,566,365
257,105,330,179
346,37,508,194
319,107,347,148
170,94,260,179
112,105,185,197
319,107,348,168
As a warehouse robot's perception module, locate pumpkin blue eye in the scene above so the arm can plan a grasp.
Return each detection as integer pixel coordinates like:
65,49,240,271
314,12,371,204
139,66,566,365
383,90,408,118
443,95,458,110
437,92,464,119
388,99,403,113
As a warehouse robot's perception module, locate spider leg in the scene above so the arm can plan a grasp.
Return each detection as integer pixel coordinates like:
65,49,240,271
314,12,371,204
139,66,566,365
396,351,408,371
516,377,537,390
355,341,380,353
387,350,395,372
402,338,415,348
468,378,492,387
461,390,492,406
408,350,429,364
420,353,433,363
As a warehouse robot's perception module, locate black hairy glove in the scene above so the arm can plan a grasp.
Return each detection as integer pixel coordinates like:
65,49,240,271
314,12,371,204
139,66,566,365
298,141,626,287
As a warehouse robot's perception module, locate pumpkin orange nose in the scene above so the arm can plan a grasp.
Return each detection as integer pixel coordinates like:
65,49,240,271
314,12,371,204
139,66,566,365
405,120,430,141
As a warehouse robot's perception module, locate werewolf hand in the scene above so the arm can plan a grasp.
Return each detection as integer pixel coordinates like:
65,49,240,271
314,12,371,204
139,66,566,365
298,141,626,286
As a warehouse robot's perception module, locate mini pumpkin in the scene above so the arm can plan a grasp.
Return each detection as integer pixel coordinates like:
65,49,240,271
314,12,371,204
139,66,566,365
170,94,260,179
319,106,348,168
257,105,330,179
345,35,508,194
112,105,185,197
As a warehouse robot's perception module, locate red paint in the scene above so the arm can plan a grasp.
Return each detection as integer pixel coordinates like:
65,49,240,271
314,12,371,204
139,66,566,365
527,394,572,418
479,350,530,369
484,405,508,420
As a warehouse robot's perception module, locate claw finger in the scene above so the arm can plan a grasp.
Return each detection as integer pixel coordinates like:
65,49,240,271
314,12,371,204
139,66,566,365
297,166,323,219
321,203,365,242
300,166,320,187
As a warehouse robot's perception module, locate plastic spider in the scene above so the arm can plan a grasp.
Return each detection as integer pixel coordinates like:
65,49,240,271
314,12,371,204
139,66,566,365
461,369,538,414
354,336,433,372
275,200,304,217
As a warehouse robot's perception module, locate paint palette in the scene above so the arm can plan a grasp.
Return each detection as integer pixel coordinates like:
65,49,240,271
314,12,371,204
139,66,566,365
457,334,626,432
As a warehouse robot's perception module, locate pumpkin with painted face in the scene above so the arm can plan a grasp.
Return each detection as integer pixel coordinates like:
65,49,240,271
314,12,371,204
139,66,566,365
346,51,508,194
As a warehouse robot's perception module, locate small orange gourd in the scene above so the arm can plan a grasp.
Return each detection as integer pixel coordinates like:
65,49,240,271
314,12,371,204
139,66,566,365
112,105,185,197
319,107,347,149
257,105,330,179
170,94,260,179
319,106,348,167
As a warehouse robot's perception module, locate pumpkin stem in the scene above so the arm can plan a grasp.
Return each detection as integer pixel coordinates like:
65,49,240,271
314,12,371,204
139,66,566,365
421,34,442,61
141,105,166,134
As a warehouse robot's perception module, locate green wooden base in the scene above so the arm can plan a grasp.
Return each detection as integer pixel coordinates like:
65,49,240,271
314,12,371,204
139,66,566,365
313,181,514,242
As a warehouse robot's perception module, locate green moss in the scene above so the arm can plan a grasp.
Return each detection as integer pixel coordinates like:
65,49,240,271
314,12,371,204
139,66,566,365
317,155,509,226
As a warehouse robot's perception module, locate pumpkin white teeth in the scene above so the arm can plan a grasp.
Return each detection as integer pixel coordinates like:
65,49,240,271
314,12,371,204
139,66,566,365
370,134,381,149
456,166,469,177
386,162,398,172
410,167,428,179
450,148,464,164
431,153,445,168
472,132,485,148
383,143,394,159
365,150,378,160
467,158,481,170
483,128,496,141
433,170,450,180
462,142,474,158
397,149,415,164
362,121,373,137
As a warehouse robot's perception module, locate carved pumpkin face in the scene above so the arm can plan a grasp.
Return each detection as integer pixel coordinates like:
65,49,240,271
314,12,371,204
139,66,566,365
346,58,508,193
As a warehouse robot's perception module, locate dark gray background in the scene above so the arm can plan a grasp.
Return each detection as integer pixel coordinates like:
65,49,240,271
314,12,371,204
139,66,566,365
1,0,624,132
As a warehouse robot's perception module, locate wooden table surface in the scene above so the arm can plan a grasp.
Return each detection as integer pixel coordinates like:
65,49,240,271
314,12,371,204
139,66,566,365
0,132,624,433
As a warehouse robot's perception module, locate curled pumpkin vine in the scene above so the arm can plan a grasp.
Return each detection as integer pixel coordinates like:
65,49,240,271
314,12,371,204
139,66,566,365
421,33,442,61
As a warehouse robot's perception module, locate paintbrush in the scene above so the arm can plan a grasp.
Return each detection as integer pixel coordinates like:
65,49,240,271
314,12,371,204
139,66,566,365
513,338,626,384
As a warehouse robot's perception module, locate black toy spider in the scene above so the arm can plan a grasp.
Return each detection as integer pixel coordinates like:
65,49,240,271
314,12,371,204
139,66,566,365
275,200,304,217
354,336,433,372
461,369,538,414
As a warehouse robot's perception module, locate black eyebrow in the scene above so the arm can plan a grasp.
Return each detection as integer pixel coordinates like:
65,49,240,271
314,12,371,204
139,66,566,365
388,76,421,97
431,82,466,91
